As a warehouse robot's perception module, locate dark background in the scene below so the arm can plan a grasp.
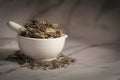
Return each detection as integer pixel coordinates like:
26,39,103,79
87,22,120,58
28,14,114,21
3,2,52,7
0,0,120,43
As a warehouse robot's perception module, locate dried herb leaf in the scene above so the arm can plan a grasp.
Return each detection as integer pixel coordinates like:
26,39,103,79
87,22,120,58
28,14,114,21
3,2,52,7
6,50,76,70
20,19,63,39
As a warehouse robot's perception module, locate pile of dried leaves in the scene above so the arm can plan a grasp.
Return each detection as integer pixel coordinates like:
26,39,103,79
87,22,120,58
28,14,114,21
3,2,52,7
6,51,75,70
20,19,63,39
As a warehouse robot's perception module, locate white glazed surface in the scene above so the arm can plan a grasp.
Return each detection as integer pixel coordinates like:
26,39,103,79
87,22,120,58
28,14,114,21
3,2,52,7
7,21,26,33
17,34,68,61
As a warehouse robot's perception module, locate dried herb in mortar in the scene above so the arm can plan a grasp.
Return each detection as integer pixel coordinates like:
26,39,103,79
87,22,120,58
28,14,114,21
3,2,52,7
6,51,76,70
20,19,63,39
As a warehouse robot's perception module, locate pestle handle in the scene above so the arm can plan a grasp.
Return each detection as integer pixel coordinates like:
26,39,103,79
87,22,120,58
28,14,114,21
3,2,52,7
7,21,26,33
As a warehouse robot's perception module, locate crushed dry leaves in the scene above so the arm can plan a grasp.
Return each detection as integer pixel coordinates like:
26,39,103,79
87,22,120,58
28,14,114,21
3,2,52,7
20,19,63,39
6,51,76,70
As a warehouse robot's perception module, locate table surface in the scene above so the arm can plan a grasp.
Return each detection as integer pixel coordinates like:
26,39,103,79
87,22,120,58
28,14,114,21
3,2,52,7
0,38,120,80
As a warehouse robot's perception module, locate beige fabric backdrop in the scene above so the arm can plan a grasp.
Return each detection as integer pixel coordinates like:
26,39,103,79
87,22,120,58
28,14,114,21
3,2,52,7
0,0,120,43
